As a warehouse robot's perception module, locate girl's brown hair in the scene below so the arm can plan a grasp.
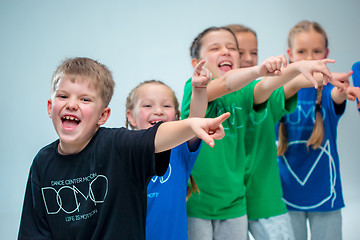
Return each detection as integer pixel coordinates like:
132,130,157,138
190,26,239,59
277,21,328,155
125,80,199,198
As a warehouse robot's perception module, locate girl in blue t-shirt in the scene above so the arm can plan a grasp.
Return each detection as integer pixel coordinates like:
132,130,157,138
125,60,221,240
276,20,351,240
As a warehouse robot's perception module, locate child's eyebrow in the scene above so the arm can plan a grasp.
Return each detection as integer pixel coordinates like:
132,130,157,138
207,43,220,47
226,42,237,46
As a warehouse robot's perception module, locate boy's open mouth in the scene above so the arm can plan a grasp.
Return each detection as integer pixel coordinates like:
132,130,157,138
218,61,233,72
62,116,81,129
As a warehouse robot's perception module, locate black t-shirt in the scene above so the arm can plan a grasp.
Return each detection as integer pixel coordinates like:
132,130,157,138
18,124,170,240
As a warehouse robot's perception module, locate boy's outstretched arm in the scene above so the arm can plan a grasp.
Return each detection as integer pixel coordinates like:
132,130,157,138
254,59,335,104
154,112,230,153
207,55,287,102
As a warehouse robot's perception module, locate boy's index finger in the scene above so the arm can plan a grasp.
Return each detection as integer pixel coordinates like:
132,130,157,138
215,112,230,124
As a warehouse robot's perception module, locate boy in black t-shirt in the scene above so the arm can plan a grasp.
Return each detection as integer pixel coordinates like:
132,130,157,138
18,57,229,240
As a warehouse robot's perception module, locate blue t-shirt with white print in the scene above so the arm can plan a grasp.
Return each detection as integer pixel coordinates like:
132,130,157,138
146,141,201,240
277,85,345,211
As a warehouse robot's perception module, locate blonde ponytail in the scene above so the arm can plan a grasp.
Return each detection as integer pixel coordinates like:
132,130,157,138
307,86,325,149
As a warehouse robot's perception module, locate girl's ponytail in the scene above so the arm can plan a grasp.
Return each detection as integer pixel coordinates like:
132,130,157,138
186,174,200,200
307,86,325,149
277,117,288,156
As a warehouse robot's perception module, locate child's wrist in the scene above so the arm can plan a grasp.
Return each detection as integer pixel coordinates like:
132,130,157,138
192,83,208,88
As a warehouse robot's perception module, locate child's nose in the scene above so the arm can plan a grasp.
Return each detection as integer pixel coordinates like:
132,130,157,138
154,106,164,115
220,47,230,55
305,53,315,60
242,52,252,62
66,99,79,111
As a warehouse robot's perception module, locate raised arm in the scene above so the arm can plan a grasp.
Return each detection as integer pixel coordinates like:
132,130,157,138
188,59,212,149
189,59,212,118
254,59,335,104
154,112,230,153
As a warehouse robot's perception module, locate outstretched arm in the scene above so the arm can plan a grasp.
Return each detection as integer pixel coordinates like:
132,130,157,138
283,70,352,100
207,55,288,102
154,112,230,153
254,59,335,104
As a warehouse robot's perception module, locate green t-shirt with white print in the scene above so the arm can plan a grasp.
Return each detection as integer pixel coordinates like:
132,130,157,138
181,78,267,219
244,80,297,220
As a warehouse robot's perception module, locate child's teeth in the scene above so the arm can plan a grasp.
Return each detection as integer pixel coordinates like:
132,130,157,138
63,116,79,121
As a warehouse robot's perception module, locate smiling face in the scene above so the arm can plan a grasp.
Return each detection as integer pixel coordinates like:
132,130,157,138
235,31,258,68
196,29,240,78
126,83,177,130
288,29,329,62
47,75,110,155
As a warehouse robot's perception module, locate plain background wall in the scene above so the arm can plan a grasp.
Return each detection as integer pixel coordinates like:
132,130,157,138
1,0,359,239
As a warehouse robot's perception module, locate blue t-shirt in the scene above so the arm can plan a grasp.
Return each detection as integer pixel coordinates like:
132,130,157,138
277,85,346,212
146,141,201,240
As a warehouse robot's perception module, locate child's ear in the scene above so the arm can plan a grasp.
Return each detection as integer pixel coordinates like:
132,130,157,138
126,110,137,128
191,58,200,68
324,48,329,58
97,107,111,126
286,48,293,63
47,99,52,118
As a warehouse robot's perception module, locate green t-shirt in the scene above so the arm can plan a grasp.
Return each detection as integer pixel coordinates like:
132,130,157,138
181,79,267,219
244,81,297,220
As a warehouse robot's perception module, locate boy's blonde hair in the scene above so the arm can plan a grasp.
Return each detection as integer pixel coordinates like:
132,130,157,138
125,80,180,130
51,57,115,107
277,20,328,156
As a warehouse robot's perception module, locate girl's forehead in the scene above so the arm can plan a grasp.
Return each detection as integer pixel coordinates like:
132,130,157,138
293,30,326,45
137,84,174,100
201,30,237,46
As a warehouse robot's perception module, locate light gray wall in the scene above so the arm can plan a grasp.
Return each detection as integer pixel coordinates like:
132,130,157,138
1,0,359,239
